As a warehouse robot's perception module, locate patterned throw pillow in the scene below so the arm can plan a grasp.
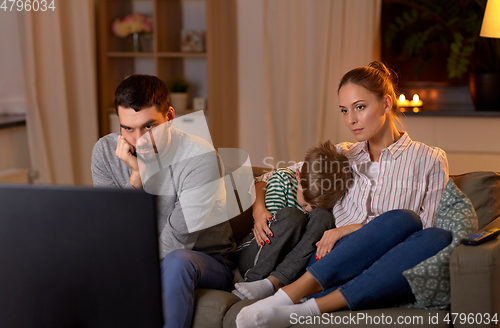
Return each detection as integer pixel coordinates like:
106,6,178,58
403,179,478,309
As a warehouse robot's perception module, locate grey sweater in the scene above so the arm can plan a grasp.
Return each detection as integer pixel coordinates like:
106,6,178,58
91,127,235,266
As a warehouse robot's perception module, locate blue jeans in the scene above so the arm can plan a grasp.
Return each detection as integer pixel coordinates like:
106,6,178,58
161,249,233,328
307,209,452,310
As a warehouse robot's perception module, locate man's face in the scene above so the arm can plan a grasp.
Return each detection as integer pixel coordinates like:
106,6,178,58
118,105,173,163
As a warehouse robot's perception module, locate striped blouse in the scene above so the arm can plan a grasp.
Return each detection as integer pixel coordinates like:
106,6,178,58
257,132,448,229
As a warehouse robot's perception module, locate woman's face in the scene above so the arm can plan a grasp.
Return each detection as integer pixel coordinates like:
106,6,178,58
338,83,391,142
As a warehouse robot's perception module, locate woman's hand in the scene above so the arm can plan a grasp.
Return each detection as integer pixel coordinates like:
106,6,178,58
253,206,273,247
315,228,343,260
315,224,363,260
252,181,272,246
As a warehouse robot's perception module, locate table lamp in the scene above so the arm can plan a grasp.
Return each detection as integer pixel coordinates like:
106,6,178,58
480,0,500,38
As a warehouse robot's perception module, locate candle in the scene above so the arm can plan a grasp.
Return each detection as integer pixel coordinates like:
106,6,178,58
397,94,410,107
410,94,423,107
397,93,423,110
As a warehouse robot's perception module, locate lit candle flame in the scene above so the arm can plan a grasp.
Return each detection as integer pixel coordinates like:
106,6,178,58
413,94,419,103
399,94,406,103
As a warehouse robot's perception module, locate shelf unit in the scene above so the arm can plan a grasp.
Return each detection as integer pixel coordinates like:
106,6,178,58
97,0,238,148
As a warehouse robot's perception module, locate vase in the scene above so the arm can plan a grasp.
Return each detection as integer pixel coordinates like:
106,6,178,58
469,73,500,111
132,33,140,52
140,34,153,52
170,93,189,111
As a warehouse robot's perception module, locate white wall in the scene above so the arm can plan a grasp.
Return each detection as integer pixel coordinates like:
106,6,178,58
401,116,500,175
0,125,31,182
237,0,269,169
0,12,26,114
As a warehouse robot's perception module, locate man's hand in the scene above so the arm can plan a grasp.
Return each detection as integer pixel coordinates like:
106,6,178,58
115,135,142,189
315,224,363,260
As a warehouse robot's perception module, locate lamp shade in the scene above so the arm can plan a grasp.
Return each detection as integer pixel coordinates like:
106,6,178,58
480,0,500,38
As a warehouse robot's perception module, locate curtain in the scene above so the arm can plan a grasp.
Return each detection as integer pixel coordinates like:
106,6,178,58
18,0,99,185
0,13,26,115
263,0,381,165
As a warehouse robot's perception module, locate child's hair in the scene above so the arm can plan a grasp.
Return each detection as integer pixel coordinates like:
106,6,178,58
338,61,401,118
299,141,352,211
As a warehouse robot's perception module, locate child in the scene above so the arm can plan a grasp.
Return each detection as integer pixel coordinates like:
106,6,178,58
233,140,352,300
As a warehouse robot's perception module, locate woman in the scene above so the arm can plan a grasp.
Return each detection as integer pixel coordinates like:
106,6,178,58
236,61,452,328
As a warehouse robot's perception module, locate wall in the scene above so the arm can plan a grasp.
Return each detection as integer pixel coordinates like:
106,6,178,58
237,0,268,168
0,13,29,181
236,1,500,175
402,116,500,175
0,125,31,183
0,13,26,115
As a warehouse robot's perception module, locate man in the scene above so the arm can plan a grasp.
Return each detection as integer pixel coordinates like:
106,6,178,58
91,75,235,328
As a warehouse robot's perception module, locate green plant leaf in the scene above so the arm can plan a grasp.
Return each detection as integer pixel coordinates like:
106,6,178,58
462,45,474,56
168,76,189,93
383,0,496,78
403,11,411,22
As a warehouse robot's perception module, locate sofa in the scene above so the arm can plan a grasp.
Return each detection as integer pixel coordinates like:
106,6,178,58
192,168,500,328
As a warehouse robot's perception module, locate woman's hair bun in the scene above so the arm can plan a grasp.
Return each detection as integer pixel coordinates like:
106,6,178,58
368,61,398,86
368,61,391,77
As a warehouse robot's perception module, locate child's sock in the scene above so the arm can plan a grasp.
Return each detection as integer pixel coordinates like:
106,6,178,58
231,289,246,300
234,278,275,300
253,299,321,328
236,289,293,328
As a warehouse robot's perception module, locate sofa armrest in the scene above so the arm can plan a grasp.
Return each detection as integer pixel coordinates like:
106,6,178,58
450,216,500,326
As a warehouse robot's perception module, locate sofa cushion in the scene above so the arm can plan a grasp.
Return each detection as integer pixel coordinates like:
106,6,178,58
450,171,500,229
229,206,254,245
403,179,478,309
222,299,257,328
192,289,241,328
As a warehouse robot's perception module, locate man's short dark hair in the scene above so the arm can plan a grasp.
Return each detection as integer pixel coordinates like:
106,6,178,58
114,75,170,115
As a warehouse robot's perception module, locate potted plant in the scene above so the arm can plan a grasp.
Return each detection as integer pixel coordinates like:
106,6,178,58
168,76,190,111
384,0,500,110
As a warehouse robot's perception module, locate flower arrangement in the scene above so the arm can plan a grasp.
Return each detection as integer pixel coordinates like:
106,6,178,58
112,13,153,38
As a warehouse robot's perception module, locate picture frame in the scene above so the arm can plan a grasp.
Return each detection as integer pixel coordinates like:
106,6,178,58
181,30,205,53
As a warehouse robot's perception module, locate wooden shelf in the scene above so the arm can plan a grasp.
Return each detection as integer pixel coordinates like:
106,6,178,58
106,52,206,58
107,52,155,57
175,109,206,116
97,0,238,148
157,52,206,58
0,114,26,129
